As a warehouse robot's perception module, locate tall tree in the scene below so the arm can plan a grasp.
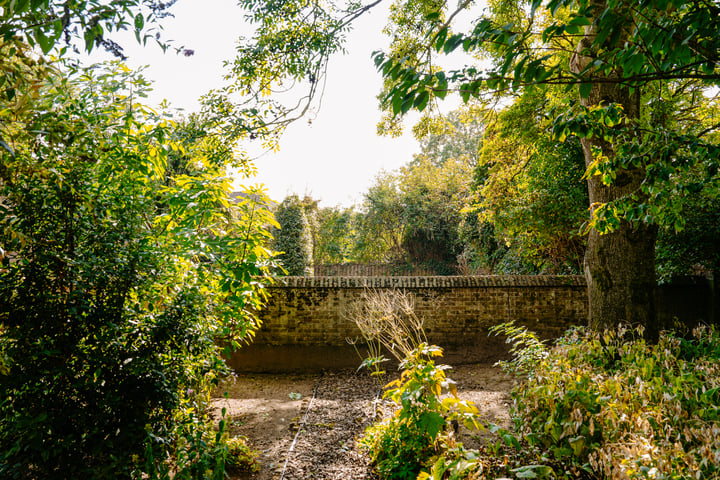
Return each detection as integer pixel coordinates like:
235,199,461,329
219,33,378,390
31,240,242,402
205,0,719,334
373,0,720,337
474,88,588,274
568,0,657,336
0,3,281,475
399,155,472,272
272,194,315,275
354,156,472,272
314,205,360,264
355,171,408,263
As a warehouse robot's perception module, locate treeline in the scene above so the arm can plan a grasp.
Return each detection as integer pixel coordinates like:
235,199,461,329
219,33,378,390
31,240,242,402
272,95,719,278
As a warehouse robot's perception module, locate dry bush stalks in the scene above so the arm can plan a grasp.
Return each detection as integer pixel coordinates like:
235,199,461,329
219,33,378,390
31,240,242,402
345,288,428,366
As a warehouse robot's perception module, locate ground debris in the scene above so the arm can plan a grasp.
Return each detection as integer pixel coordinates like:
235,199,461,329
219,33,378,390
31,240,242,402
213,364,513,480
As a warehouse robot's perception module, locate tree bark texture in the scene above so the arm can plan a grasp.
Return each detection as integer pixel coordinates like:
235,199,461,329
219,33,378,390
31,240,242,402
572,1,659,340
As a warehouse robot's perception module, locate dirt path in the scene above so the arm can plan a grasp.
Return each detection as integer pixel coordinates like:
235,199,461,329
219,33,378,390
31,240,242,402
213,364,516,480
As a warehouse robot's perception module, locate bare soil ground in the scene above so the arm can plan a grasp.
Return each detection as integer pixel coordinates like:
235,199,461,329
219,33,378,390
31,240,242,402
212,364,517,480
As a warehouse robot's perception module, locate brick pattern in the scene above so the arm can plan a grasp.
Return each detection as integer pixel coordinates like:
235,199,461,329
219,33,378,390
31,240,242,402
256,275,588,347
279,275,586,288
229,275,715,371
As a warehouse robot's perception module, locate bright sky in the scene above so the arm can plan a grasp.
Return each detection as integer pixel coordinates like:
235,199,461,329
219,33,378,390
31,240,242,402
86,0,422,208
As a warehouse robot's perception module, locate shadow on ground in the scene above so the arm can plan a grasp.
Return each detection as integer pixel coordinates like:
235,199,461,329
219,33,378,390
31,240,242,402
213,364,516,480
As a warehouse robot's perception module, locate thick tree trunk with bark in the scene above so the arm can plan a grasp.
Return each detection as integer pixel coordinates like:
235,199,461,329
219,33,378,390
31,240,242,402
584,169,659,340
572,1,659,340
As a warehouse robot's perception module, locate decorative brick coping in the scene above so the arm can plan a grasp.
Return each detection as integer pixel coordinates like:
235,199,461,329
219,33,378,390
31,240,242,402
274,275,587,288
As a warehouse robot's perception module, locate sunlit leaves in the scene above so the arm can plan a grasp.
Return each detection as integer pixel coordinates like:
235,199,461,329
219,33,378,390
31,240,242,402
361,343,483,480
0,58,278,476
0,0,177,57
548,92,720,235
378,0,720,126
208,0,368,149
475,88,587,273
510,325,720,479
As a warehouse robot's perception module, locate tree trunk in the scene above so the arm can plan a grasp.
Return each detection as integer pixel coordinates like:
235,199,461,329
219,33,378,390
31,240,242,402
584,174,659,340
572,2,659,340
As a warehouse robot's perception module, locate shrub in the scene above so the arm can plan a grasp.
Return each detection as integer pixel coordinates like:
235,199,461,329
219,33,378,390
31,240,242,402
503,323,720,479
0,61,276,478
223,435,261,475
359,344,481,480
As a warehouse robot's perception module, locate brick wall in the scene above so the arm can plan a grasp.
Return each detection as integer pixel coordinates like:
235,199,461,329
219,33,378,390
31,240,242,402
229,275,589,371
228,275,716,372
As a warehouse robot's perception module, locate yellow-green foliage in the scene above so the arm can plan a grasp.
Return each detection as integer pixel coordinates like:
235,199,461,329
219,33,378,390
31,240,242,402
224,436,260,474
360,344,481,480
512,325,720,480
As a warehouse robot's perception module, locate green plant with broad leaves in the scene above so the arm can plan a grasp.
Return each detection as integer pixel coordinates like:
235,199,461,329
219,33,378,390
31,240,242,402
493,323,720,479
490,321,550,378
221,432,261,475
360,344,482,480
0,0,178,57
0,56,277,478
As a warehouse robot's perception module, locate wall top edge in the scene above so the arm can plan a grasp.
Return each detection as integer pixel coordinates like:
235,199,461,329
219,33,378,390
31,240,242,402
271,275,588,288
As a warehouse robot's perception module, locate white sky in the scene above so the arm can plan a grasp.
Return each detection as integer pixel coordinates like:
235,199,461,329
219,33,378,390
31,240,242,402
85,0,423,208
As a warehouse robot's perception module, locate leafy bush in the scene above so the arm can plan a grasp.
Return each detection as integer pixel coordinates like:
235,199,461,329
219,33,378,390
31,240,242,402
223,434,261,475
0,60,276,478
360,344,481,480
490,321,549,377
503,324,720,479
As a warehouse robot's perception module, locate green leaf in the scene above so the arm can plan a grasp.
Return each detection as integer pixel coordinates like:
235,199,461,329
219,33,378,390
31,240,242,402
501,432,521,449
400,92,415,114
579,82,593,99
372,51,385,68
568,435,585,456
530,0,543,18
435,78,448,99
434,27,448,52
443,34,464,54
391,93,404,114
0,137,15,158
460,89,471,103
515,468,537,478
513,465,555,478
34,28,53,54
10,0,30,14
548,0,562,15
413,90,429,111
134,13,145,30
424,11,441,22
568,16,591,27
418,411,445,438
